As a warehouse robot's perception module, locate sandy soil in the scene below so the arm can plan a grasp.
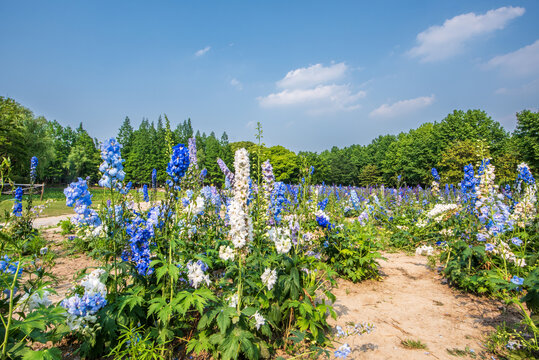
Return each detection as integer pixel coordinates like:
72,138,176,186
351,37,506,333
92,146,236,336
329,252,518,359
41,227,98,303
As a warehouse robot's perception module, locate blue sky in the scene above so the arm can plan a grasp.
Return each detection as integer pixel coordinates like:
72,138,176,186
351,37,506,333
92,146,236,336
1,1,538,151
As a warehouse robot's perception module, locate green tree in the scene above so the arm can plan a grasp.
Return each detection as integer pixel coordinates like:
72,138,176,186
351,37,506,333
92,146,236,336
514,109,539,173
437,139,489,184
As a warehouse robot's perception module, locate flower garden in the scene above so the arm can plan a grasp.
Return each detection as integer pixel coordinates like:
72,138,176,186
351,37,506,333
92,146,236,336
0,133,538,360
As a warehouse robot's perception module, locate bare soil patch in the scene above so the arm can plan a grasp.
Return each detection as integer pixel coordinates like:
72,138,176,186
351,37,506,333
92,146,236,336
329,252,519,359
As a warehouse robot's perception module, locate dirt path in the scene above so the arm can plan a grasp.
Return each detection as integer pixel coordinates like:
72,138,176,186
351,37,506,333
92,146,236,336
42,227,98,303
329,252,517,359
34,214,73,228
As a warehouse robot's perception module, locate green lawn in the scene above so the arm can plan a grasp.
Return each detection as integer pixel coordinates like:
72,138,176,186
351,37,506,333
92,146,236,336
0,187,163,219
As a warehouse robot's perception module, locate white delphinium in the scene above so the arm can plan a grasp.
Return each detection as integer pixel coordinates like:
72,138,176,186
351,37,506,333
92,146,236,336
226,294,238,308
510,184,537,228
228,148,253,249
396,225,409,231
229,199,249,248
254,311,265,330
261,268,277,291
491,240,527,267
439,228,453,236
268,228,292,254
81,269,107,297
476,161,497,203
425,204,458,222
185,196,205,215
415,245,434,256
219,245,235,261
234,148,250,204
19,290,52,311
416,219,428,228
186,261,211,289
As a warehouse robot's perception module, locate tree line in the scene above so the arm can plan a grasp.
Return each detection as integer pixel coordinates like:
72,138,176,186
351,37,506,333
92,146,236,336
1,96,537,187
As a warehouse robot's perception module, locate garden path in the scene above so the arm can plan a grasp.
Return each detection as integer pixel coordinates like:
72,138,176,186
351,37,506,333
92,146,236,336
329,252,517,359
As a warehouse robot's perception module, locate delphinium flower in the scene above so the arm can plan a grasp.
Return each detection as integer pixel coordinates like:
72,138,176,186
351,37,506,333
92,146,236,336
431,167,440,197
261,268,277,290
219,245,235,261
226,294,238,308
261,160,275,199
253,311,265,330
166,143,190,185
318,197,329,211
217,158,235,186
98,138,126,191
61,269,108,330
268,227,292,254
516,163,535,187
12,187,23,217
510,163,537,228
425,203,458,222
228,148,253,249
334,343,352,358
64,178,101,227
30,156,38,183
19,290,52,311
315,210,331,228
151,168,157,189
270,181,287,225
357,211,369,225
200,168,207,181
511,237,523,246
0,255,23,276
350,190,361,210
186,260,210,289
185,196,205,216
142,184,149,202
461,164,477,211
188,137,198,169
123,216,154,276
511,275,524,286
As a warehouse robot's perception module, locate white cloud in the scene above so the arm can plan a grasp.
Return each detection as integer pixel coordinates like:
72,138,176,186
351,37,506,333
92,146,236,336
485,39,539,76
277,63,347,89
195,46,211,57
258,84,365,111
230,78,242,90
369,95,435,118
409,6,525,62
258,62,364,113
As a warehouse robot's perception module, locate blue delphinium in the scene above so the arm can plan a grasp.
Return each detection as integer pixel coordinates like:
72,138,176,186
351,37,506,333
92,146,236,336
511,237,523,246
517,163,535,186
334,343,351,358
123,215,155,276
98,138,125,191
167,143,190,184
0,255,23,276
316,210,331,228
318,197,329,211
62,293,107,317
350,190,361,210
510,275,524,286
30,156,38,183
12,187,23,217
431,168,440,182
64,178,101,227
461,164,477,210
271,181,287,225
142,184,149,202
151,168,157,188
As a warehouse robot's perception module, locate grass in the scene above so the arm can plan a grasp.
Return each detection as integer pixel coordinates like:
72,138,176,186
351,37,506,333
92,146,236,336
401,339,428,350
0,187,165,219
